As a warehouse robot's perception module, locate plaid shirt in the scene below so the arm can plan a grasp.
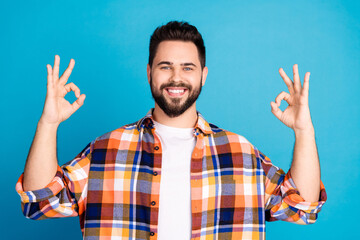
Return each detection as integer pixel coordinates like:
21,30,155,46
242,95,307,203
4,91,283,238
16,109,327,240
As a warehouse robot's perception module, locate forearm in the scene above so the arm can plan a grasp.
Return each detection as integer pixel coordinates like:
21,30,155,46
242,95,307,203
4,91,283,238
290,127,320,202
23,120,59,191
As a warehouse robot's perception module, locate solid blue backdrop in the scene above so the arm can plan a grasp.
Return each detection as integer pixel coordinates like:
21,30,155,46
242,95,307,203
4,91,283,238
1,0,359,239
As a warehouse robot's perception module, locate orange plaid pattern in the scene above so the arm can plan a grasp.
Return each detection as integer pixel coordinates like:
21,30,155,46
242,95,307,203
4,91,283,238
16,109,327,239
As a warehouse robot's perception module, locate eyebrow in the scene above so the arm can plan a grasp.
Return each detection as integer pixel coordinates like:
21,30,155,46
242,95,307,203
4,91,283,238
157,61,197,67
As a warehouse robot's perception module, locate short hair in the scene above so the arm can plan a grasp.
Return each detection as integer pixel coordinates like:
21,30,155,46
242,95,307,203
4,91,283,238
148,21,206,69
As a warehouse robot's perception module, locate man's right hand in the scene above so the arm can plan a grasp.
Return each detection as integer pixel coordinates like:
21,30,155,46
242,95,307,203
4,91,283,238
40,55,86,126
23,55,86,191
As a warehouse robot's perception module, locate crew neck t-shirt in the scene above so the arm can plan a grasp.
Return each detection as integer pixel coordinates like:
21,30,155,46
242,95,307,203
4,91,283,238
153,120,196,240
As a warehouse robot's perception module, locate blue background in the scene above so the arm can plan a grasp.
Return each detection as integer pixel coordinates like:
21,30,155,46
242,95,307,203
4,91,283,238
1,0,359,239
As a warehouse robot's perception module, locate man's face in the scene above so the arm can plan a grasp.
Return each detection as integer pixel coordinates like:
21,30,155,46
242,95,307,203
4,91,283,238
147,40,208,118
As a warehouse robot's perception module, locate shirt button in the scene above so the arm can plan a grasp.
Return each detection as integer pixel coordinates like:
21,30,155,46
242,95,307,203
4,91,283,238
154,146,159,151
150,232,155,236
151,201,156,206
153,171,158,176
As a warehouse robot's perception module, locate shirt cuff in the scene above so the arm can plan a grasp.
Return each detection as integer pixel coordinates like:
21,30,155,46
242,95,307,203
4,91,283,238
15,165,65,203
281,171,327,214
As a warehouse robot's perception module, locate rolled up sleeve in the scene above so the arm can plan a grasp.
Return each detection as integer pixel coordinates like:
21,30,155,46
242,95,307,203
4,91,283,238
258,150,327,224
15,142,93,220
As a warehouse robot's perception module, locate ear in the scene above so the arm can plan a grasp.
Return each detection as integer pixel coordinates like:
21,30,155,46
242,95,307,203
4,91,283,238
201,66,208,86
147,64,151,84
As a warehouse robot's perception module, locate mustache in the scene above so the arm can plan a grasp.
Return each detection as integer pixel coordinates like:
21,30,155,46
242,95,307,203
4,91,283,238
160,82,192,91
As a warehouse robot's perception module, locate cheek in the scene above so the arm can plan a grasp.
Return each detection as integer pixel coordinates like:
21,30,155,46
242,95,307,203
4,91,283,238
152,72,171,85
187,73,202,85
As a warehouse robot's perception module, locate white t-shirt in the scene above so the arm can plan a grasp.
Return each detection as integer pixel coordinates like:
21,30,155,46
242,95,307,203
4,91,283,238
154,120,196,240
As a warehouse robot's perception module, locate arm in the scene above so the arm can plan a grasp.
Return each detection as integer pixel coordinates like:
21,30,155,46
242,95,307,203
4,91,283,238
270,64,320,202
17,143,93,220
291,128,320,202
23,55,86,191
260,147,325,224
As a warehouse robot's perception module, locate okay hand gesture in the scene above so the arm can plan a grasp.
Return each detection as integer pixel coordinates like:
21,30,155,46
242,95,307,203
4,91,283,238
270,64,314,134
40,55,86,126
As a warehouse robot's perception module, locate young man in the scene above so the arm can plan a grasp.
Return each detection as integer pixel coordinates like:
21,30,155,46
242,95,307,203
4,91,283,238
16,21,326,240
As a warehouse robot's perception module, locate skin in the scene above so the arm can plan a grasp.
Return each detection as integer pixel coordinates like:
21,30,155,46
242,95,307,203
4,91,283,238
271,65,320,202
23,56,85,191
147,41,208,128
23,41,320,202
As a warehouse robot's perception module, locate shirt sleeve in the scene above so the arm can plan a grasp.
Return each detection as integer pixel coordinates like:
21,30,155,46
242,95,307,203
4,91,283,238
256,148,327,225
15,141,93,221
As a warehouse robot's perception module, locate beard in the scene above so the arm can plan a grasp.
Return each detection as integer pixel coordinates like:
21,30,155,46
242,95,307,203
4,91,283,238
150,76,202,118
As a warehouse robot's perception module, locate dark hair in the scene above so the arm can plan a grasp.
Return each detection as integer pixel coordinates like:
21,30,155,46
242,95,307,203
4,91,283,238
149,21,206,69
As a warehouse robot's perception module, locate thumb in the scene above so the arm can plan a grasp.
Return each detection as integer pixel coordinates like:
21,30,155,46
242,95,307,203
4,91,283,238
270,101,282,120
71,94,86,113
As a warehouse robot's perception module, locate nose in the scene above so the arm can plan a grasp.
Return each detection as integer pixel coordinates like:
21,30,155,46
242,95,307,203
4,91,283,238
170,66,182,82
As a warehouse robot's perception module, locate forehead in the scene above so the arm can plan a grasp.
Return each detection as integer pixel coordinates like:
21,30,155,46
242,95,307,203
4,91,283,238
153,40,200,64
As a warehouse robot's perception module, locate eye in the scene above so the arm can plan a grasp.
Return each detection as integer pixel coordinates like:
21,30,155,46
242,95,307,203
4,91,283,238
183,67,193,71
160,66,171,70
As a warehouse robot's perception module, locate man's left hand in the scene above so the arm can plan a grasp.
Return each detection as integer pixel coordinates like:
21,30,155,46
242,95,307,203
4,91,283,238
270,64,314,134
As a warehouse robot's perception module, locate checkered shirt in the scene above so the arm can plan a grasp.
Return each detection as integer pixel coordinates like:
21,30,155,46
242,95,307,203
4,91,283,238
16,109,327,239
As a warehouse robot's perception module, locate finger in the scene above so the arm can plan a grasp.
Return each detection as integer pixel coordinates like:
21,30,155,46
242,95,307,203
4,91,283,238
279,68,295,95
59,59,75,84
275,91,291,106
46,64,53,85
46,64,56,98
293,64,301,93
302,72,310,98
53,55,60,81
71,94,86,113
270,101,283,120
64,82,81,98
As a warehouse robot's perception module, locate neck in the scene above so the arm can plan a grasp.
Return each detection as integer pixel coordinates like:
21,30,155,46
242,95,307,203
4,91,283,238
153,103,198,128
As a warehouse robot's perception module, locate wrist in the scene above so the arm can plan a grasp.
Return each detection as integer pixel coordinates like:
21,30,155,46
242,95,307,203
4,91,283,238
38,118,60,131
294,127,315,138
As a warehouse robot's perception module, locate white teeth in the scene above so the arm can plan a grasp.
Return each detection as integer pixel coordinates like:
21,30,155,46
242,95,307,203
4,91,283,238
168,89,184,94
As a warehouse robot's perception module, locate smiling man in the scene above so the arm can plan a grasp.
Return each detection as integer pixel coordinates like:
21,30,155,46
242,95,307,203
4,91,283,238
16,21,326,240
149,40,207,124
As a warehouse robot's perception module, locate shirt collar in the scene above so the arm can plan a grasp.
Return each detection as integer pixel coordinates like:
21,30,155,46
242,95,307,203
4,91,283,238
136,108,214,135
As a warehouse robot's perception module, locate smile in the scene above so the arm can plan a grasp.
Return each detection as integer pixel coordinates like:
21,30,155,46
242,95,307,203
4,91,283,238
165,87,188,97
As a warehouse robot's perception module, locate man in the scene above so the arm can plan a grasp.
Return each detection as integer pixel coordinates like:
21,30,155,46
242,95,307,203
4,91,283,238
16,21,326,240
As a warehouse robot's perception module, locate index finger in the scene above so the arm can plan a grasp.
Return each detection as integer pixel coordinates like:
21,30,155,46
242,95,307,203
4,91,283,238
59,59,75,84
